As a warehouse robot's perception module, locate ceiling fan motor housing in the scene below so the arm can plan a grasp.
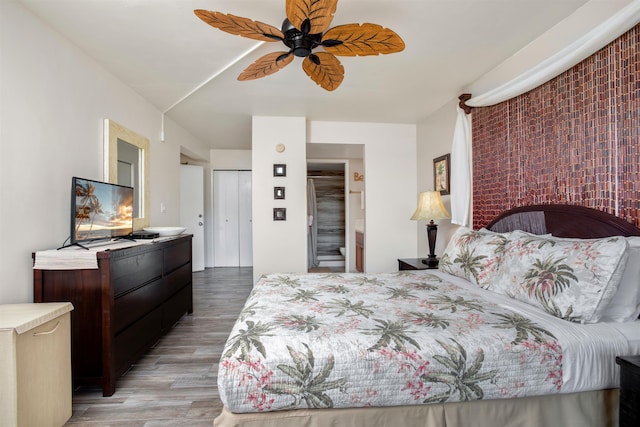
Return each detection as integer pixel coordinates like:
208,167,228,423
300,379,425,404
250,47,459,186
281,18,322,57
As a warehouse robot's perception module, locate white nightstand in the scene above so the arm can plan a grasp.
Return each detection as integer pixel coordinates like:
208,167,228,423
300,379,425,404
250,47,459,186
0,302,74,427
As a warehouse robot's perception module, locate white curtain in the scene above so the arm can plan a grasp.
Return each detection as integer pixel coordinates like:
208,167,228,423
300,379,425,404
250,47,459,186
450,107,472,227
450,1,640,226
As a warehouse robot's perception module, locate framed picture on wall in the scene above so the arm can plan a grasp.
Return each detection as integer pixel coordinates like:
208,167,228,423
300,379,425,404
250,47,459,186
273,207,286,221
274,187,285,200
434,154,450,195
273,164,286,177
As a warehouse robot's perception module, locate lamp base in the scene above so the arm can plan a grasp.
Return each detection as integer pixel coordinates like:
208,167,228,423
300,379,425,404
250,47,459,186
421,255,439,269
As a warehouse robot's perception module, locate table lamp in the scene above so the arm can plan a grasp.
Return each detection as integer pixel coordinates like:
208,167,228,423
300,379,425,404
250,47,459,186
410,191,451,268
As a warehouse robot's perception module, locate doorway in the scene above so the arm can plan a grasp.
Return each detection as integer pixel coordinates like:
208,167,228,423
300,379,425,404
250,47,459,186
307,161,347,272
213,170,253,267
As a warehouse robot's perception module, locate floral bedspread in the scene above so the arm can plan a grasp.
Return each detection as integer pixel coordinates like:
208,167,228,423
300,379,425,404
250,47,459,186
218,271,563,413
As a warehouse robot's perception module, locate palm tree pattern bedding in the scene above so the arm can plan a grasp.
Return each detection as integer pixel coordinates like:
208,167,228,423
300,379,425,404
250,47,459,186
218,271,564,413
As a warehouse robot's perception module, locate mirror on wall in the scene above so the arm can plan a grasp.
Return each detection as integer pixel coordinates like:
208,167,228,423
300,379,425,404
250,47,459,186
104,119,150,230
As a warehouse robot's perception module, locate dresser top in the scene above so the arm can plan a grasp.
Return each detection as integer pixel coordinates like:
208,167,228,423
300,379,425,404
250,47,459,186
0,302,73,333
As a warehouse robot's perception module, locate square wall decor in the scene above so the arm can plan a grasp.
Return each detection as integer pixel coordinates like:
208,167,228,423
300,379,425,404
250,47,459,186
274,187,285,199
273,164,286,177
273,208,286,221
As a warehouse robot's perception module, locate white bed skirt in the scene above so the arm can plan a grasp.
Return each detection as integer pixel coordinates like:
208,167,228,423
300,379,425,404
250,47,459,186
214,389,618,427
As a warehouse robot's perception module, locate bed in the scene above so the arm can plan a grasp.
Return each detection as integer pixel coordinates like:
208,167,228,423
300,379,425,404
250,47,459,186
214,205,640,427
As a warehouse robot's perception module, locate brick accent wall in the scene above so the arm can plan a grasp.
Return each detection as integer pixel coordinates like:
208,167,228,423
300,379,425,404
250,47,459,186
472,24,640,229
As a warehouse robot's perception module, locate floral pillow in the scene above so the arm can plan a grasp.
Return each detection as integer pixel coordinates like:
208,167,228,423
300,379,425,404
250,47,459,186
492,231,629,323
439,227,509,288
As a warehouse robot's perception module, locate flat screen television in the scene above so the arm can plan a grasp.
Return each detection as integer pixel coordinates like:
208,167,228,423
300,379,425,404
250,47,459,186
71,176,134,246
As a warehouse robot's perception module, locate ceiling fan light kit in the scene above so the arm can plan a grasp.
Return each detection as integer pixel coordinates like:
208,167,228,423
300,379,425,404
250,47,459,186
194,0,404,91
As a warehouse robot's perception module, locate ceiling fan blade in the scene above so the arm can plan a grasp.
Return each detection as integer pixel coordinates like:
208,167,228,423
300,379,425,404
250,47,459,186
286,0,337,34
238,52,294,81
322,23,405,56
194,10,284,42
302,52,344,91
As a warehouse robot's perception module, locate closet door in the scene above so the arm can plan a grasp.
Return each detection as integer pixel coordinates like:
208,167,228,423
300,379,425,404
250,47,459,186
213,171,240,266
238,171,253,266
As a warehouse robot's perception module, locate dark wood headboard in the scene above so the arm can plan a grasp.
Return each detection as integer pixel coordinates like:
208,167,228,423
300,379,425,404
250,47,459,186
486,204,640,238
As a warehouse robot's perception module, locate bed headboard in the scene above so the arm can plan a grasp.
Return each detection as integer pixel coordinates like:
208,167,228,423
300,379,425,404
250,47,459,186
486,204,640,238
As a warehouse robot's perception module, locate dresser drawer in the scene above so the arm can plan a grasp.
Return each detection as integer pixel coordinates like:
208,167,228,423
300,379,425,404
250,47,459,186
114,306,162,374
163,284,192,330
164,263,192,299
164,238,191,273
111,250,163,297
113,278,164,334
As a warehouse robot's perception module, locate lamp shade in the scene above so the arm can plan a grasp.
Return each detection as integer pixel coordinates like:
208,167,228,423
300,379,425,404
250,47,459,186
410,191,451,221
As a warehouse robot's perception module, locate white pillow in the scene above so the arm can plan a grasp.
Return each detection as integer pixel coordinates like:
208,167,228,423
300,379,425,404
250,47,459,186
439,227,509,288
493,231,628,323
600,236,640,322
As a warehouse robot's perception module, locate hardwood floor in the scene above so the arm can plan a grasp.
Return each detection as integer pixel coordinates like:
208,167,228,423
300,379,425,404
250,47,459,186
65,267,253,427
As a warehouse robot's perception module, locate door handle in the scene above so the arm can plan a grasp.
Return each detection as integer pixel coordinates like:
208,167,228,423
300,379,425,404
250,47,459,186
199,222,203,226
33,321,60,336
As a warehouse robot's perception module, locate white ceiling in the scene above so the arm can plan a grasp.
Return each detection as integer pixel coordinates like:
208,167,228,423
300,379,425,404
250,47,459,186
19,0,598,150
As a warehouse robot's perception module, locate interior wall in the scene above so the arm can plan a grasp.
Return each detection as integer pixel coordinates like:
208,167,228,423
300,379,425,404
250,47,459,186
252,116,307,282
416,99,459,256
472,24,640,228
467,0,635,96
211,149,252,170
308,121,417,272
0,1,210,304
414,0,634,245
251,118,415,278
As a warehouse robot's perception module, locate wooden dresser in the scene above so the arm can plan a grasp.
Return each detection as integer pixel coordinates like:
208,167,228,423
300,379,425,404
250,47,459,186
33,235,193,396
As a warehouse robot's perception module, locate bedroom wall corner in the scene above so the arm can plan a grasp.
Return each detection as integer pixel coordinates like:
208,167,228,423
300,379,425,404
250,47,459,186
0,0,210,304
252,116,307,282
466,0,636,97
416,99,459,255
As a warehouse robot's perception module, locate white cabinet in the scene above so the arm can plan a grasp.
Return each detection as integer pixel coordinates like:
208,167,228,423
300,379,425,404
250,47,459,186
0,302,73,427
213,170,252,266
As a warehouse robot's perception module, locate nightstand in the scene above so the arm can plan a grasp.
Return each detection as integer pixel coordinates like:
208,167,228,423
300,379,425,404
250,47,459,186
616,355,640,427
0,303,73,427
398,258,437,271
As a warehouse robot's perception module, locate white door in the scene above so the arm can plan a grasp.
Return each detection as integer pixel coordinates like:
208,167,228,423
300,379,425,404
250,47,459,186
180,165,205,271
213,170,253,267
214,171,240,266
238,171,253,266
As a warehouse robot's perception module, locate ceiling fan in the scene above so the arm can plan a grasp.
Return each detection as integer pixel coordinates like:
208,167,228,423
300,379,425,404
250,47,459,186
194,0,405,91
